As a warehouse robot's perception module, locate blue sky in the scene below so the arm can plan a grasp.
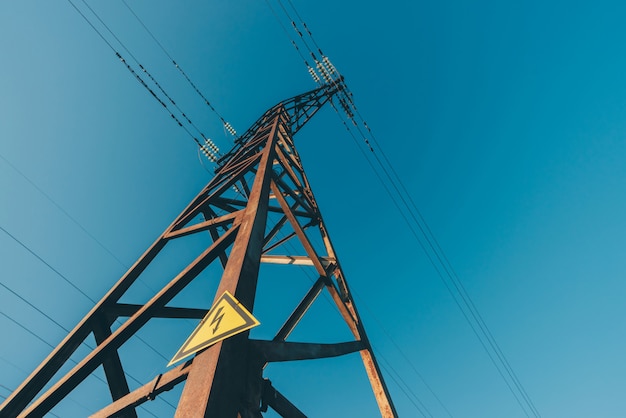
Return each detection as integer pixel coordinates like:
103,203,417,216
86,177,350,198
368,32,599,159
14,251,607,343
2,0,626,417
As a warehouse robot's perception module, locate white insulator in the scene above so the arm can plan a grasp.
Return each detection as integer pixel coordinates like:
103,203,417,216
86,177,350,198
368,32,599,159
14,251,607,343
323,56,337,75
307,66,320,83
224,122,237,136
316,60,331,81
315,61,323,75
315,61,323,76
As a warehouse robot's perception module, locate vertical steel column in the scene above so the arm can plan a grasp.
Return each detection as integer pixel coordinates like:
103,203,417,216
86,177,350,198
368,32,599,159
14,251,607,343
174,111,283,417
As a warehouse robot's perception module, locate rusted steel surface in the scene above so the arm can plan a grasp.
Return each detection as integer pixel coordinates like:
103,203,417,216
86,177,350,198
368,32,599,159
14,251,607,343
252,340,365,362
273,277,326,341
105,304,208,320
261,380,307,418
270,181,327,277
359,348,397,418
175,111,281,418
92,319,136,416
90,361,192,418
164,211,240,239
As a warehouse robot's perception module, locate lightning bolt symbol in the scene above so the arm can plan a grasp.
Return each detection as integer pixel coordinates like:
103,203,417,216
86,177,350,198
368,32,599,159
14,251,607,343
210,306,225,334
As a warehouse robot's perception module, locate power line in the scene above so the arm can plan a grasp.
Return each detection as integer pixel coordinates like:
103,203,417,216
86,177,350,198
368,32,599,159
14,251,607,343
0,152,128,270
264,2,541,416
260,4,456,416
78,0,210,142
0,312,164,417
342,87,542,417
263,0,315,73
0,375,61,418
1,152,200,413
342,105,540,417
328,105,536,418
349,281,455,417
0,266,172,406
263,208,436,417
0,225,96,303
64,0,207,152
0,225,177,414
119,0,237,138
377,352,431,418
0,152,168,302
334,87,536,418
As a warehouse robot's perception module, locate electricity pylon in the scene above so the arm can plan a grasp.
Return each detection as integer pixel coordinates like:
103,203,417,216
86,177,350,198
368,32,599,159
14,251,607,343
0,82,397,417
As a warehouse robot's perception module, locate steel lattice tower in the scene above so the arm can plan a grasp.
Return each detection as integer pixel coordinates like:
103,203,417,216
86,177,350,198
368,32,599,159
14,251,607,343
0,83,397,417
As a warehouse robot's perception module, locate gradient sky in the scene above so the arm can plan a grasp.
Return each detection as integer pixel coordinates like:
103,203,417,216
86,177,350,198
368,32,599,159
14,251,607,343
2,1,626,417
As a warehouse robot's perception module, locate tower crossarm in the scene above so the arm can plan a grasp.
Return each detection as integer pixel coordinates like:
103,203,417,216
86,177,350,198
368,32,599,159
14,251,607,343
217,79,344,168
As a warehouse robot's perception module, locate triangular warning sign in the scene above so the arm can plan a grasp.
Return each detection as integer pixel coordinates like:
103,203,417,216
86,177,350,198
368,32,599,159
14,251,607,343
168,291,260,366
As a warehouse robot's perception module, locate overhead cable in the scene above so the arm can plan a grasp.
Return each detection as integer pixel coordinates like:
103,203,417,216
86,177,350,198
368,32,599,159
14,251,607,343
65,0,211,157
265,1,541,417
0,226,176,414
120,0,238,139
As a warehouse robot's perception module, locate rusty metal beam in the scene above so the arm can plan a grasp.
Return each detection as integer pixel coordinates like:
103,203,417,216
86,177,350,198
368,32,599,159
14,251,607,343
262,230,297,254
213,197,314,218
272,175,315,218
105,304,208,320
92,319,137,418
261,380,306,418
325,281,360,337
204,216,230,269
0,233,171,416
274,147,315,211
270,181,327,277
260,255,334,267
175,111,283,418
90,361,192,418
172,154,262,230
252,340,365,362
262,214,288,248
165,211,240,239
273,277,326,342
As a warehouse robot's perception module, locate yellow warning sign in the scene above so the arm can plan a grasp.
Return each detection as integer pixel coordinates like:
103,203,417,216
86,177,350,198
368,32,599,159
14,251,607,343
168,291,260,366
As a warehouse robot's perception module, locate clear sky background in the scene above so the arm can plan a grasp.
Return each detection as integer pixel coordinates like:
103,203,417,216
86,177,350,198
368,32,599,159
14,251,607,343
2,1,626,417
